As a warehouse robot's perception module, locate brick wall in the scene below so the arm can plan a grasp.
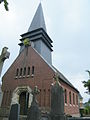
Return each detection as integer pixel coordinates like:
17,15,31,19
1,46,79,116
61,81,80,116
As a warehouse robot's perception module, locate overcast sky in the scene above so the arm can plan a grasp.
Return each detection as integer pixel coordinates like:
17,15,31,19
0,0,90,102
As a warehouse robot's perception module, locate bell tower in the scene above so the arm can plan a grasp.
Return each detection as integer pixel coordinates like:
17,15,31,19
19,3,53,65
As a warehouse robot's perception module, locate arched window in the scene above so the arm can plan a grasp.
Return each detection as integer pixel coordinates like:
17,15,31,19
16,68,19,76
76,95,78,105
65,89,67,104
73,93,75,105
44,89,46,107
32,66,34,75
69,91,71,104
39,89,41,106
23,67,26,76
20,68,22,76
27,67,30,75
48,89,50,106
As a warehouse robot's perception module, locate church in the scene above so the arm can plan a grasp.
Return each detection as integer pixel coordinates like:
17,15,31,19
1,3,80,117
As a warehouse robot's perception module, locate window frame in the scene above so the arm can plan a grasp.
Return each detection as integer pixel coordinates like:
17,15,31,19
69,91,72,105
65,89,67,104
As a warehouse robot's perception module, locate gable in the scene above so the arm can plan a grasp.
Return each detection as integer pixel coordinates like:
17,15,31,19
2,46,54,90
2,45,78,93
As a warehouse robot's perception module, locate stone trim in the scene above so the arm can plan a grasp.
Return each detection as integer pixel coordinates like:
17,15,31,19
11,86,33,107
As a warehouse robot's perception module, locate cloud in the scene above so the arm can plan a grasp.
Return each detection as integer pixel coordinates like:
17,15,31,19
0,0,90,103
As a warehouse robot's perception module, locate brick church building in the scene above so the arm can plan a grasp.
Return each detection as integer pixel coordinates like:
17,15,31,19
1,3,80,117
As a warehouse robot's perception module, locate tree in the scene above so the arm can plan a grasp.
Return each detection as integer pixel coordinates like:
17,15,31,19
0,0,9,11
83,70,90,94
84,99,90,115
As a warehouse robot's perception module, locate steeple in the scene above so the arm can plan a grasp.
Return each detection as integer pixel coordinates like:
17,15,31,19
28,3,47,32
19,3,53,65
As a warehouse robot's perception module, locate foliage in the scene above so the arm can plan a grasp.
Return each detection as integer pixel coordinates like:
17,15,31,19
23,38,30,47
82,70,90,94
0,0,9,11
83,80,90,93
4,0,8,11
84,99,90,115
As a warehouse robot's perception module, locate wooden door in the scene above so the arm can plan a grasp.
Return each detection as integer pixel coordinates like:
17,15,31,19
19,92,29,115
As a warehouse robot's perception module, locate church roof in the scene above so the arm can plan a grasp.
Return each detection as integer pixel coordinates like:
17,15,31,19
19,3,78,93
52,66,79,92
79,93,83,99
33,47,79,92
28,3,47,32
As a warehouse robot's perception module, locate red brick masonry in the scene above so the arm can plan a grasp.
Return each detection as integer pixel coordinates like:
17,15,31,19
1,46,80,116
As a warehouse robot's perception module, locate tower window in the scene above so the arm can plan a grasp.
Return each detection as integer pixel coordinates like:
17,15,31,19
27,67,30,75
69,91,71,104
20,68,23,76
65,89,67,104
23,67,26,76
32,66,34,75
16,68,19,76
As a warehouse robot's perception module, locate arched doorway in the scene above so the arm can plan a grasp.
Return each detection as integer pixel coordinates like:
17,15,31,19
19,91,29,115
11,86,33,115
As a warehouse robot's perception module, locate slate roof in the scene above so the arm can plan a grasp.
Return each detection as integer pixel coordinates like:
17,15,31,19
79,93,83,99
33,47,79,92
53,66,79,92
28,3,47,32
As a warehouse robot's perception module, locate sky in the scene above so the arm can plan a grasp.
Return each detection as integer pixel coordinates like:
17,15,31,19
0,0,90,102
